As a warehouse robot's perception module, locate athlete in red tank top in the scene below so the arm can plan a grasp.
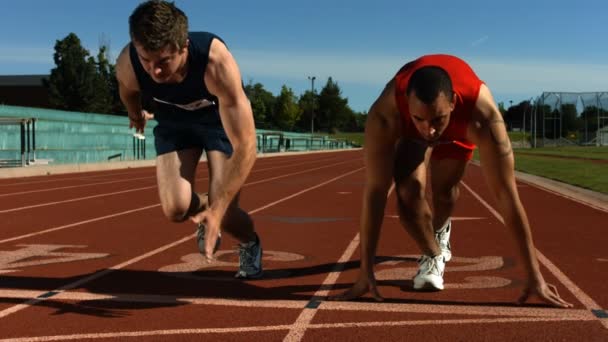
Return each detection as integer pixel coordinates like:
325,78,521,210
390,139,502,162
395,54,483,160
331,54,572,309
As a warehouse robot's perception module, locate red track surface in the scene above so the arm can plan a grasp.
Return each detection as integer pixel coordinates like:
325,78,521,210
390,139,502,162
0,150,606,341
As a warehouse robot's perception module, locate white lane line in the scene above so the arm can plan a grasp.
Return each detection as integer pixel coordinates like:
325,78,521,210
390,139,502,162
0,153,314,188
460,181,608,330
0,176,154,198
0,158,360,214
516,177,608,213
244,168,363,215
0,289,591,319
0,316,595,342
283,184,395,342
0,167,363,320
283,235,361,342
0,154,341,197
469,161,608,213
0,160,361,244
0,290,310,309
0,204,160,244
0,170,154,188
384,215,486,221
0,187,158,213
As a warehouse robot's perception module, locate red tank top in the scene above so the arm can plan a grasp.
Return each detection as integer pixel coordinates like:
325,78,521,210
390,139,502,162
394,54,483,147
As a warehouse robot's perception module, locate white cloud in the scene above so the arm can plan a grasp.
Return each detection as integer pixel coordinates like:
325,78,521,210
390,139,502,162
471,35,489,47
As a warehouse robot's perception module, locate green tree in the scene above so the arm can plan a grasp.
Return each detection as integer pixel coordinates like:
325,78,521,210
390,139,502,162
108,63,124,114
356,112,368,131
296,90,317,133
45,33,98,112
244,80,275,128
560,103,579,137
44,33,121,114
341,110,368,132
579,106,608,142
316,77,351,133
273,85,301,130
88,45,113,114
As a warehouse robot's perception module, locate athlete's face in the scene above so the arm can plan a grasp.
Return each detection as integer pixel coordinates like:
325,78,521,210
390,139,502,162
133,41,188,83
407,91,456,142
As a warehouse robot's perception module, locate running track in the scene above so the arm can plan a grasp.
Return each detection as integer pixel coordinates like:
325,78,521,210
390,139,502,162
0,150,606,341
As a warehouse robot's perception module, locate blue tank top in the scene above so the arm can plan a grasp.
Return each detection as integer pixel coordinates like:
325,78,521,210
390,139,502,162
129,32,223,125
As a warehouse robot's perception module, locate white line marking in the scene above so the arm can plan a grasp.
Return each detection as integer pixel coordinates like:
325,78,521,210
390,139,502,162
0,159,362,244
0,316,595,342
0,204,160,245
0,153,332,188
245,168,363,215
517,178,608,213
321,301,593,319
0,176,154,198
0,187,158,214
384,215,486,221
0,158,360,214
0,289,592,319
469,161,608,213
0,154,340,197
0,167,364,320
460,181,608,330
0,170,153,188
283,184,396,342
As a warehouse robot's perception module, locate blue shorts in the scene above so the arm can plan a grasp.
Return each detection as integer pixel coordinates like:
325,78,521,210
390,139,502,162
153,121,233,156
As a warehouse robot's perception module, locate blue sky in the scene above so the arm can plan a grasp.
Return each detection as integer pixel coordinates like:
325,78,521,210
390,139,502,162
2,0,607,112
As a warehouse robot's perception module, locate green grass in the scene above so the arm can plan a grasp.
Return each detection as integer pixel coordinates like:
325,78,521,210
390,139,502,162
473,146,608,194
328,130,607,194
326,132,365,147
514,146,608,160
508,131,527,141
513,154,607,193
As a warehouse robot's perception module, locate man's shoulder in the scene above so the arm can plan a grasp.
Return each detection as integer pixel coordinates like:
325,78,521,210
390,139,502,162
470,84,500,124
188,32,227,58
370,79,399,120
115,45,132,72
115,44,137,88
189,31,223,43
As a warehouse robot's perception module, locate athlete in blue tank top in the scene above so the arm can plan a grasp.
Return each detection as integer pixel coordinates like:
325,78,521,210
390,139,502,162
116,0,262,279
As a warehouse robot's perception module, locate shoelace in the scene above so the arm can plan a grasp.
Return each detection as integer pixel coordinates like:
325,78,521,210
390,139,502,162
419,256,442,276
436,231,448,248
435,225,450,249
238,243,257,268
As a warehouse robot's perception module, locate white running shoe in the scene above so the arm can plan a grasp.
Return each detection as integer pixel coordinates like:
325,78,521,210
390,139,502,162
413,254,446,291
435,220,452,262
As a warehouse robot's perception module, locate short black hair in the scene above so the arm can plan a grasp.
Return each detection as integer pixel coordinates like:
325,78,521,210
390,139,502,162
406,66,453,104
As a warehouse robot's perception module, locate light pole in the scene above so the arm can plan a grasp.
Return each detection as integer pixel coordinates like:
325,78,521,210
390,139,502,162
308,76,316,136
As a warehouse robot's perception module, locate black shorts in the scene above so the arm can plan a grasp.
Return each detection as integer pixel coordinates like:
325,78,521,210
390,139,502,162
153,121,233,157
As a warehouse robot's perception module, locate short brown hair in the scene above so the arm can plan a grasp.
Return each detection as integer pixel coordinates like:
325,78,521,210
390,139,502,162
129,0,188,51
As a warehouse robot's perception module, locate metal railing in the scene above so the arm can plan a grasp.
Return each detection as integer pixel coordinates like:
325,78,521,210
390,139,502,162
0,117,36,167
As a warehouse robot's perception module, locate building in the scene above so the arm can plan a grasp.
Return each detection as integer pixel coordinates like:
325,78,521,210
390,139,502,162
0,75,51,108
